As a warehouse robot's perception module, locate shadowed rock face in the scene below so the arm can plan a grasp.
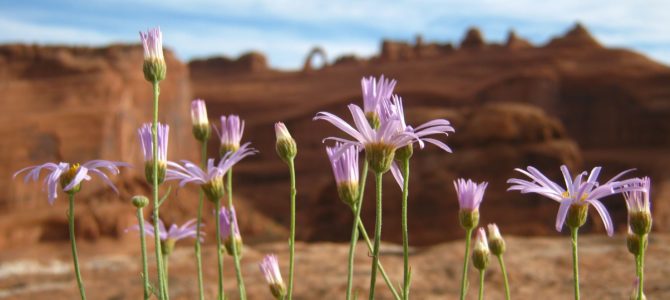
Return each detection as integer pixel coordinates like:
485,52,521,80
2,24,670,250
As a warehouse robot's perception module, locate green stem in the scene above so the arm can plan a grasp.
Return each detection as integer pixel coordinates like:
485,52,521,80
637,234,646,300
368,171,383,300
459,228,474,300
497,255,511,300
346,161,368,300
163,254,170,295
68,193,87,300
570,227,580,300
226,168,247,299
194,140,207,300
151,81,166,300
287,159,297,300
137,208,150,300
478,270,485,300
215,198,225,300
400,158,410,300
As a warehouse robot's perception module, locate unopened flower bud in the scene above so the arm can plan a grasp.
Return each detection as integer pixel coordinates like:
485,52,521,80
472,228,490,271
225,236,244,257
459,209,480,230
259,254,286,300
395,144,414,161
140,28,166,82
487,223,506,256
566,204,588,229
274,122,297,163
365,143,395,173
191,99,210,142
131,195,149,208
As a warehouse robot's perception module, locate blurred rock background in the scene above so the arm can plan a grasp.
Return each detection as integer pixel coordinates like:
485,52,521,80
1,24,670,298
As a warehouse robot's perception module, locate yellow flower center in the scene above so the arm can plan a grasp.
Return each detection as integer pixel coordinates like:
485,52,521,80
562,191,589,201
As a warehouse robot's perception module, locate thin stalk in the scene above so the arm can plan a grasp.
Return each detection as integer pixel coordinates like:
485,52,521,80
570,227,580,300
194,140,207,300
136,208,150,300
215,199,225,300
357,219,401,300
287,159,297,299
151,81,166,300
163,255,170,294
637,234,646,300
400,158,410,300
459,228,474,300
346,161,369,300
68,193,87,300
478,270,485,300
497,255,511,300
226,168,247,299
368,171,383,300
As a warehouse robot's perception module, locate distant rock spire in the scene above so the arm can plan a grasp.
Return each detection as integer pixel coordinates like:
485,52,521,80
505,30,533,50
460,27,486,50
546,22,602,49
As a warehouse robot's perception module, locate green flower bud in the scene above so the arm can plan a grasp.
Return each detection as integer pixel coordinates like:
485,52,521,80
131,195,149,208
395,144,414,162
274,122,297,163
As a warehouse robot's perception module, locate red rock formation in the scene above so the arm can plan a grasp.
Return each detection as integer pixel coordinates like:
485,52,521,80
505,30,533,50
460,27,486,49
2,24,670,250
546,22,602,49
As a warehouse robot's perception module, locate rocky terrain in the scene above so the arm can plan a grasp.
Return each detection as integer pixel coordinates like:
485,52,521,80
0,234,668,299
0,21,668,288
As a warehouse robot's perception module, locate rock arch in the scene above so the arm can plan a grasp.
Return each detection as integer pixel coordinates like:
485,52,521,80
303,47,327,71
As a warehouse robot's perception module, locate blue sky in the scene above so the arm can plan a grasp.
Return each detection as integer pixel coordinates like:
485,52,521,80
1,0,668,69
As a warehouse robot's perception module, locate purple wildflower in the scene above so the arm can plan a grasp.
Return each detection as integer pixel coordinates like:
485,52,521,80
454,178,488,212
14,160,128,204
129,218,202,242
165,143,256,201
259,254,286,299
217,115,245,154
138,122,169,164
139,27,164,62
361,75,397,118
314,104,417,150
507,165,643,236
